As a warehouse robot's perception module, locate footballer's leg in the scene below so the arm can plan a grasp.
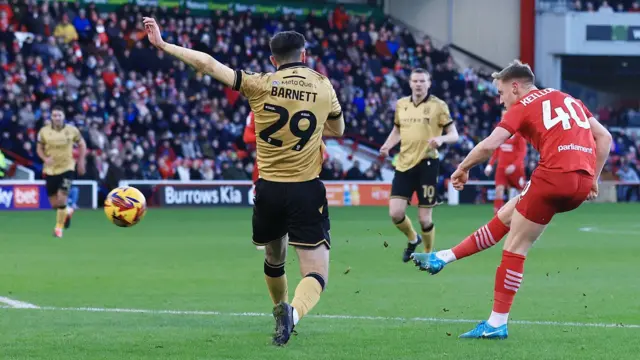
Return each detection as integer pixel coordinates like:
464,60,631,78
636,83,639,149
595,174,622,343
45,174,64,238
390,167,421,262
59,173,74,230
494,184,505,214
459,209,546,339
417,206,435,253
263,235,289,305
412,193,517,274
390,198,421,262
272,179,330,346
494,167,510,214
417,158,440,253
459,171,587,339
252,180,289,310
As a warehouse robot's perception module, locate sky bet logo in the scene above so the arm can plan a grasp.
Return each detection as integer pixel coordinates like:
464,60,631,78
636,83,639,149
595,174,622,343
14,186,40,208
0,187,13,208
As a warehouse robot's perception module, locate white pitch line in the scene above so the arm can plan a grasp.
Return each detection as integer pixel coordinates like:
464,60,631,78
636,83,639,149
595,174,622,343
0,296,40,309
1,305,638,329
579,227,640,235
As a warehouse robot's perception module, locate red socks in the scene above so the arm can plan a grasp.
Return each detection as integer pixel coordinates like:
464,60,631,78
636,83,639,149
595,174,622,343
451,216,510,260
494,198,504,214
493,250,526,313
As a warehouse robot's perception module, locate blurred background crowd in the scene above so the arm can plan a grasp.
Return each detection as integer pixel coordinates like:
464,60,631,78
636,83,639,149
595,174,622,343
0,0,638,201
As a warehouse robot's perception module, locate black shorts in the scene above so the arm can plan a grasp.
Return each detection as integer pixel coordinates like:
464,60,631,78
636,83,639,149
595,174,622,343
45,171,74,197
252,178,331,249
391,158,441,207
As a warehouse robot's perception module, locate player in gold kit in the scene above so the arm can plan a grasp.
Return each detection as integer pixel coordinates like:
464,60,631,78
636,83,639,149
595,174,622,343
36,106,86,238
144,18,344,346
380,69,459,262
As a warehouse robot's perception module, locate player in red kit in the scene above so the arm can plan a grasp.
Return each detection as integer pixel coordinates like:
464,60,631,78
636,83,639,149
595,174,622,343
411,60,612,339
243,112,265,250
485,110,528,213
243,112,260,183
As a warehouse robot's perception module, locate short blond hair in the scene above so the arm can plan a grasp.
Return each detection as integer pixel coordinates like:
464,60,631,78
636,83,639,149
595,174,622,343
491,60,534,84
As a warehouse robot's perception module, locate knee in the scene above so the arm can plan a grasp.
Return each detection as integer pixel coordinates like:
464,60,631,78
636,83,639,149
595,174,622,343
497,206,512,227
389,208,405,223
418,209,433,230
419,219,433,231
264,237,287,265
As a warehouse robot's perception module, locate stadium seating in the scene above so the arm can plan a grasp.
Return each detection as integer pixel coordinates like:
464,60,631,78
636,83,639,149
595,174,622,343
0,1,638,197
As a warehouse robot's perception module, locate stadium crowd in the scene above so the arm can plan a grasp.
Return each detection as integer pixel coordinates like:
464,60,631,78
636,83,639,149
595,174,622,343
0,1,638,201
571,0,640,12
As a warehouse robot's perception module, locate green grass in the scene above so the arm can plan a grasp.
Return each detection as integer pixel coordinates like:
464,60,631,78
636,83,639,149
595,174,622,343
0,203,639,359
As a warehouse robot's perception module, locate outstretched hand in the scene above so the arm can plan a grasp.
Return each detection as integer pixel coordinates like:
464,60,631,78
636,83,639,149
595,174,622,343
587,181,599,201
451,167,469,191
143,17,166,50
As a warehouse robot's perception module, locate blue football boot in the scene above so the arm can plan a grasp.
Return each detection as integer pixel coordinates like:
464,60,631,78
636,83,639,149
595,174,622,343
410,252,447,275
459,321,508,339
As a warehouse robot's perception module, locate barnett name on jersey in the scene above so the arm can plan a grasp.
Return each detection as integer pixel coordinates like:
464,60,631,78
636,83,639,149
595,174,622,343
233,63,342,182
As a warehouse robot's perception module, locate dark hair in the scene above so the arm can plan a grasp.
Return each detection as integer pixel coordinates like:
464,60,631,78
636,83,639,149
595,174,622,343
269,31,306,63
52,105,64,113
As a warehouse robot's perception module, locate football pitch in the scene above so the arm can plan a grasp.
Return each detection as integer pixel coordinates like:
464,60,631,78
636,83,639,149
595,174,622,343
0,203,639,359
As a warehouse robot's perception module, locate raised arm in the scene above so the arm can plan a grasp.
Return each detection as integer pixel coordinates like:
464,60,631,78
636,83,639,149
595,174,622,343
143,17,235,88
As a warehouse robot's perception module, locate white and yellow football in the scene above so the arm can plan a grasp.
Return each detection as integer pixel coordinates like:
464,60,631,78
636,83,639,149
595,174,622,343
104,186,147,227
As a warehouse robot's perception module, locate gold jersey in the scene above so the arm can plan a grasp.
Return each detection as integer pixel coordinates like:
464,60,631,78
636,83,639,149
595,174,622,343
233,62,343,182
37,124,82,175
394,95,453,172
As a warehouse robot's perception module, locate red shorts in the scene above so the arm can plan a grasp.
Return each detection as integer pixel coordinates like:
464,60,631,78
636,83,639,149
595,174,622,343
495,166,526,190
516,169,593,225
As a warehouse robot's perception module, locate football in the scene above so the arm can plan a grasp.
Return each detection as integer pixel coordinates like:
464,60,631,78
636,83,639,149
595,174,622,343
104,186,147,227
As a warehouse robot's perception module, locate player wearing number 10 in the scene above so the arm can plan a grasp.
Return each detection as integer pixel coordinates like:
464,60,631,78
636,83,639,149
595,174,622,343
411,60,612,339
380,68,459,262
143,18,344,346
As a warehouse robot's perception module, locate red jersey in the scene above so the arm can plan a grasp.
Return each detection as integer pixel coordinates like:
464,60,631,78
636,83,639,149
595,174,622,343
498,89,596,176
488,132,527,168
243,112,259,183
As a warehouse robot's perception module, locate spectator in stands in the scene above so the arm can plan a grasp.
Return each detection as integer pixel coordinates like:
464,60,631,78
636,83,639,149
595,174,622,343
345,160,365,180
173,158,190,181
73,9,92,40
598,0,615,12
105,157,124,191
201,160,215,181
126,162,144,180
616,161,640,201
221,161,248,180
364,162,383,181
143,163,162,180
54,14,78,44
0,0,635,193
189,160,203,181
